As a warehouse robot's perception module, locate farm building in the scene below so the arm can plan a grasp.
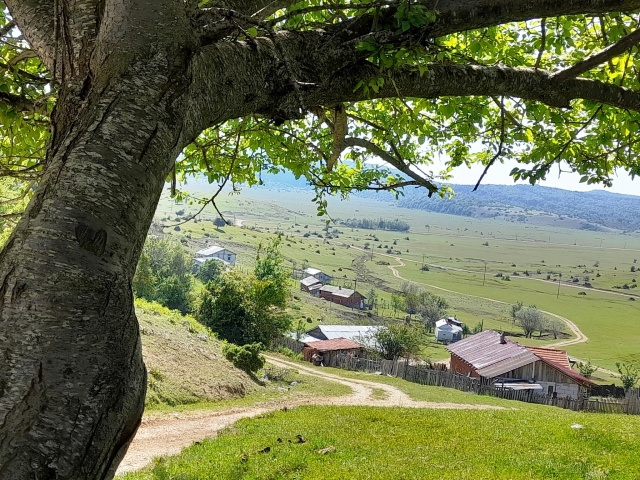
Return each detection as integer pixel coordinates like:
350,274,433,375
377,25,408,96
300,276,323,295
301,325,380,347
435,317,464,343
319,285,366,309
447,330,595,399
194,245,236,266
304,267,333,283
302,338,364,366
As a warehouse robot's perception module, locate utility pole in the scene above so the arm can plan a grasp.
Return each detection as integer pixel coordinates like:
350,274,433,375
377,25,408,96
557,273,562,299
422,253,425,271
483,261,487,286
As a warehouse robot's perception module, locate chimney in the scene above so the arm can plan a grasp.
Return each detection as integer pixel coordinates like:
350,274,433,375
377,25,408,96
500,332,507,344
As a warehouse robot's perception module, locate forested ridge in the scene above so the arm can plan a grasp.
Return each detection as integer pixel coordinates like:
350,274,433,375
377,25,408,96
393,184,640,232
251,170,640,232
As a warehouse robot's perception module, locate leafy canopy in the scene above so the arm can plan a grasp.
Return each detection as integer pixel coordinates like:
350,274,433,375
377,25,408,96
2,3,640,218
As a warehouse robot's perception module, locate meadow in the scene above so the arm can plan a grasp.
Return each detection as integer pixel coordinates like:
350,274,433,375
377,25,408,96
154,185,640,374
121,403,640,479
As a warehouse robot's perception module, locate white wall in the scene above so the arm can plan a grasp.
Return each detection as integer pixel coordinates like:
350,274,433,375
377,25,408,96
538,381,580,400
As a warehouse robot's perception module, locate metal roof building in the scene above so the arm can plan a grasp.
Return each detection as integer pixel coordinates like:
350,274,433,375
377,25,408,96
447,330,595,399
301,325,380,346
447,330,538,377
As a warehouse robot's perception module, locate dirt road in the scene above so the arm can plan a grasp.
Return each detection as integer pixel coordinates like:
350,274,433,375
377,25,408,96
117,356,503,475
386,256,589,349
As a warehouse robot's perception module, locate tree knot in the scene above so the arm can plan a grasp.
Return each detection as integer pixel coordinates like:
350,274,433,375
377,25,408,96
75,225,107,256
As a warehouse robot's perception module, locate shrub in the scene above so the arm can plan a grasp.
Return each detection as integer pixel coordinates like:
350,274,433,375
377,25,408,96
223,343,265,373
576,361,597,378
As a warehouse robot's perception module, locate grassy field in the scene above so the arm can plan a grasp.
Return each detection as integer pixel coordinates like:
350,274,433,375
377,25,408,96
153,185,640,374
121,403,640,479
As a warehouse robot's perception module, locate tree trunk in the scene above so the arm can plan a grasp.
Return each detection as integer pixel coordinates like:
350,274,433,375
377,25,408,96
0,46,192,479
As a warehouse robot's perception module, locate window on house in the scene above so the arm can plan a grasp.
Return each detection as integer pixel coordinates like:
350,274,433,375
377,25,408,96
547,386,554,395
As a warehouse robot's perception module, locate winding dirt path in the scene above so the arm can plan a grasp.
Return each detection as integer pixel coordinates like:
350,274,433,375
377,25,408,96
117,356,503,475
386,256,589,349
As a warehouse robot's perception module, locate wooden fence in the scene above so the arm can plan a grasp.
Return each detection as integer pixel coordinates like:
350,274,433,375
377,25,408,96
272,337,305,354
328,353,640,416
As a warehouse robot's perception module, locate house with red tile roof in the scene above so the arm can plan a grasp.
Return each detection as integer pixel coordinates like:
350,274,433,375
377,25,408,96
447,330,595,399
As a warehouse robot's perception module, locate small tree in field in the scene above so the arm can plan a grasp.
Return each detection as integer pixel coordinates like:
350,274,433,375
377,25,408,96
515,306,546,338
372,325,424,360
576,361,597,378
196,259,224,283
198,237,291,346
616,362,640,391
213,217,227,229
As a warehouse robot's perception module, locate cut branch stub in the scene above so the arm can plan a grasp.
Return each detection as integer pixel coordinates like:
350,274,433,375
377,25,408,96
328,104,347,171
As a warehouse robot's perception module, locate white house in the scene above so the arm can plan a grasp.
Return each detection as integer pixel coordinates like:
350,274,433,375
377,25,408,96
194,245,236,266
435,318,464,343
304,267,333,283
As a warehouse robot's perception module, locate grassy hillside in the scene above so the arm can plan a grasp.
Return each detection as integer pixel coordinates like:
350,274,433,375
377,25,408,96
136,299,258,408
153,185,640,374
121,372,640,479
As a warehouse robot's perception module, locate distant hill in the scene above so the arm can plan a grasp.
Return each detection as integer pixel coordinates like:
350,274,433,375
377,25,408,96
391,184,640,232
184,168,640,232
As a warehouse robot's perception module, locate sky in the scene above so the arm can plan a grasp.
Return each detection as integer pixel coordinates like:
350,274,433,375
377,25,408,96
433,158,639,197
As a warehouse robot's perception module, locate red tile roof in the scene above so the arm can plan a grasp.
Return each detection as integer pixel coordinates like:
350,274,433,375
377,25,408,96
526,346,571,369
526,346,595,387
304,337,363,351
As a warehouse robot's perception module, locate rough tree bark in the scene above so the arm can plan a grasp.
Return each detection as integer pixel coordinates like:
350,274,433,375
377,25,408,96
0,1,201,478
2,0,640,478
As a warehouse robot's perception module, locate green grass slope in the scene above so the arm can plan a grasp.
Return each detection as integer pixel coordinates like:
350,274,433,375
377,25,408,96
136,299,258,408
122,404,640,480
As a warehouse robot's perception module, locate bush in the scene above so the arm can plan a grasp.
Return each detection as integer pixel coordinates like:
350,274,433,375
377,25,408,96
223,342,265,373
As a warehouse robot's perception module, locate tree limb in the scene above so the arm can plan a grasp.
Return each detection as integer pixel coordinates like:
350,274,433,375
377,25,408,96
0,20,16,37
328,104,347,171
213,0,296,20
4,0,55,71
325,0,640,46
534,18,546,70
344,136,439,195
553,27,640,80
0,91,48,115
306,64,640,114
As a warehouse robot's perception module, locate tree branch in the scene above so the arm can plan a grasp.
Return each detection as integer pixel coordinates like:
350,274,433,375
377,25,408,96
0,91,48,116
534,18,546,70
553,27,640,80
213,0,296,20
4,0,55,71
0,20,16,37
305,63,640,114
344,137,438,195
325,0,640,46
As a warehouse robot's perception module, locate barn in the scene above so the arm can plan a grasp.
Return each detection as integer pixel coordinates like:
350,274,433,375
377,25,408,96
302,338,364,366
447,330,595,399
319,285,366,309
